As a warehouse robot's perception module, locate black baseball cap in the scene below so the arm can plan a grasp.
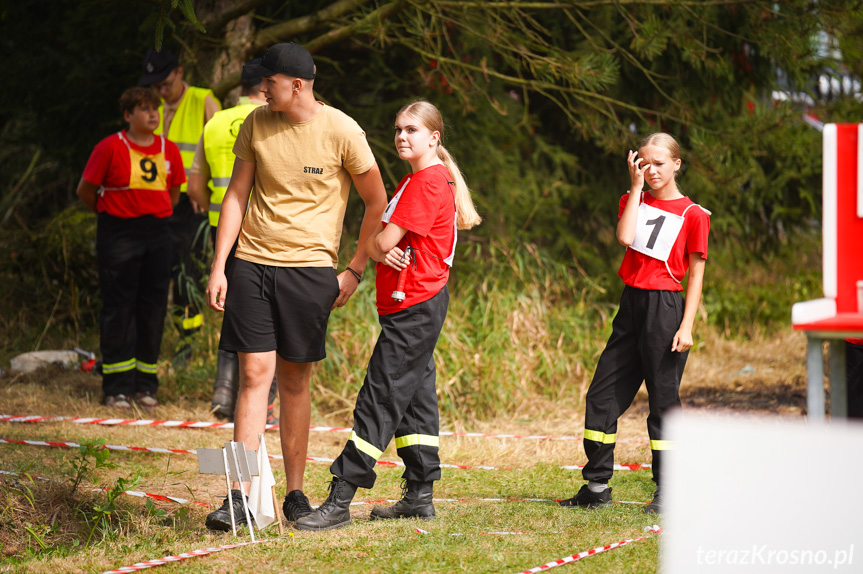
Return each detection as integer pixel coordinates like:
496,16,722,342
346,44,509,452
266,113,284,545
243,43,315,80
240,58,264,87
139,48,179,86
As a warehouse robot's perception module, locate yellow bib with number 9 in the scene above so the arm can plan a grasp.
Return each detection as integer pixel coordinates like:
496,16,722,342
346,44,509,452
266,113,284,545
128,147,167,190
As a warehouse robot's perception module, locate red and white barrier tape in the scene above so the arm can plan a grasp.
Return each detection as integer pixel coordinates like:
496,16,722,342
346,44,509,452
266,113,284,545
561,463,651,471
101,537,281,574
515,525,661,573
417,527,559,536
1,468,212,507
95,488,211,507
369,497,644,506
1,469,648,509
0,468,50,481
0,437,650,472
0,438,510,471
0,414,647,444
0,414,240,430
0,438,199,456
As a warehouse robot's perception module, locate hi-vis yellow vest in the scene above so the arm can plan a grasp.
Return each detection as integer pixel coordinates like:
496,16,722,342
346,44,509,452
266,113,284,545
156,86,220,193
202,99,261,227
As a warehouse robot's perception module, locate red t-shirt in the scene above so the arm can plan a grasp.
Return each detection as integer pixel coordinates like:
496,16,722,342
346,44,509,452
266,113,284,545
82,131,185,219
376,164,456,315
617,192,710,291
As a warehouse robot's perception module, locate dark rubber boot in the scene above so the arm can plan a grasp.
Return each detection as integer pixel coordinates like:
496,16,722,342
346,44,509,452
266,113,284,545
294,477,358,531
266,375,279,425
210,350,239,419
370,480,435,520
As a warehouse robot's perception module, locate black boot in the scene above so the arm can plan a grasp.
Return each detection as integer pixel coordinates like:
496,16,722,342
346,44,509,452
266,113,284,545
294,477,357,531
644,490,662,514
210,350,239,419
370,480,435,520
559,484,612,509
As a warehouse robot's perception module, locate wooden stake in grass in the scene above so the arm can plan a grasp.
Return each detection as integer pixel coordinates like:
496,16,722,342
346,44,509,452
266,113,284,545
222,448,236,536
271,484,284,535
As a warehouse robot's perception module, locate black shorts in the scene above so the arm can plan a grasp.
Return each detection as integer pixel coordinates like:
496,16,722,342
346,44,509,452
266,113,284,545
219,259,340,362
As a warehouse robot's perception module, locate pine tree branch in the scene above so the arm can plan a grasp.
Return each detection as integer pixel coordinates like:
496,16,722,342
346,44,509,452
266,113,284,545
410,2,611,86
212,0,411,99
568,7,684,106
252,0,377,52
303,0,411,53
396,41,700,127
203,0,272,36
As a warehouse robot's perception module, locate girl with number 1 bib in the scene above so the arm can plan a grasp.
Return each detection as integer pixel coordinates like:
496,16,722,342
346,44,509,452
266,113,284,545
559,133,710,514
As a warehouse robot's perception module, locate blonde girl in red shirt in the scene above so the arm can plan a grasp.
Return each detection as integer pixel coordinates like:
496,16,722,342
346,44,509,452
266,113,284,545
296,101,481,531
560,133,710,514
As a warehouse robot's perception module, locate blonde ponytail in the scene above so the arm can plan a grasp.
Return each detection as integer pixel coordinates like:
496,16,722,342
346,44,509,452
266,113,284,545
438,144,481,230
396,100,482,230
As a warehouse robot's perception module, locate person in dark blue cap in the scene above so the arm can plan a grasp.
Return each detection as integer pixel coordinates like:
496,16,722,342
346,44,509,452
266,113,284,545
140,47,222,360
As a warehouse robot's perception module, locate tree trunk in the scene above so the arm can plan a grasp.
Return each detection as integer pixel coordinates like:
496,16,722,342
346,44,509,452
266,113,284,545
178,0,257,106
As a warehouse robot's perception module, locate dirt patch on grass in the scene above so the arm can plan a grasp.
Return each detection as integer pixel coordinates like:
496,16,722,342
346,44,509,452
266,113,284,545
680,327,809,416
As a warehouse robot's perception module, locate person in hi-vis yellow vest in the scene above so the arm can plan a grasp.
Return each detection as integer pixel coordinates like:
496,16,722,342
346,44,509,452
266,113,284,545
140,47,221,357
187,60,278,425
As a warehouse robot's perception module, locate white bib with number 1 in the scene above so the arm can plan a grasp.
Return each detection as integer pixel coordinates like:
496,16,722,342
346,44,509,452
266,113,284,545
630,202,685,263
628,193,708,283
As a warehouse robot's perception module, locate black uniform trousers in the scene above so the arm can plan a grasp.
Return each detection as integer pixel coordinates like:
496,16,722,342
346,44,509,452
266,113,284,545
582,286,688,488
97,213,171,397
331,287,449,489
168,194,209,338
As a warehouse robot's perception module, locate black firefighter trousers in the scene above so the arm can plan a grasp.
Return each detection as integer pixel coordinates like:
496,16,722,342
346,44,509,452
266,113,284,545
582,286,688,488
331,287,449,489
97,213,171,398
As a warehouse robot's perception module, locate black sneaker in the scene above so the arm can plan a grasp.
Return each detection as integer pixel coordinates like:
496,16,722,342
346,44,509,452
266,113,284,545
205,489,253,531
283,490,313,522
644,490,661,514
559,484,613,509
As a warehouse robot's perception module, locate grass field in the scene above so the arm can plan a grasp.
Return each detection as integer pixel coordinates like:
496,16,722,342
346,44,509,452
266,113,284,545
0,326,809,573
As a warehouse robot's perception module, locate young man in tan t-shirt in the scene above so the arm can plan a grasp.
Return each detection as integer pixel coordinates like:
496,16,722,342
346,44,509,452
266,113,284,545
204,43,387,531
